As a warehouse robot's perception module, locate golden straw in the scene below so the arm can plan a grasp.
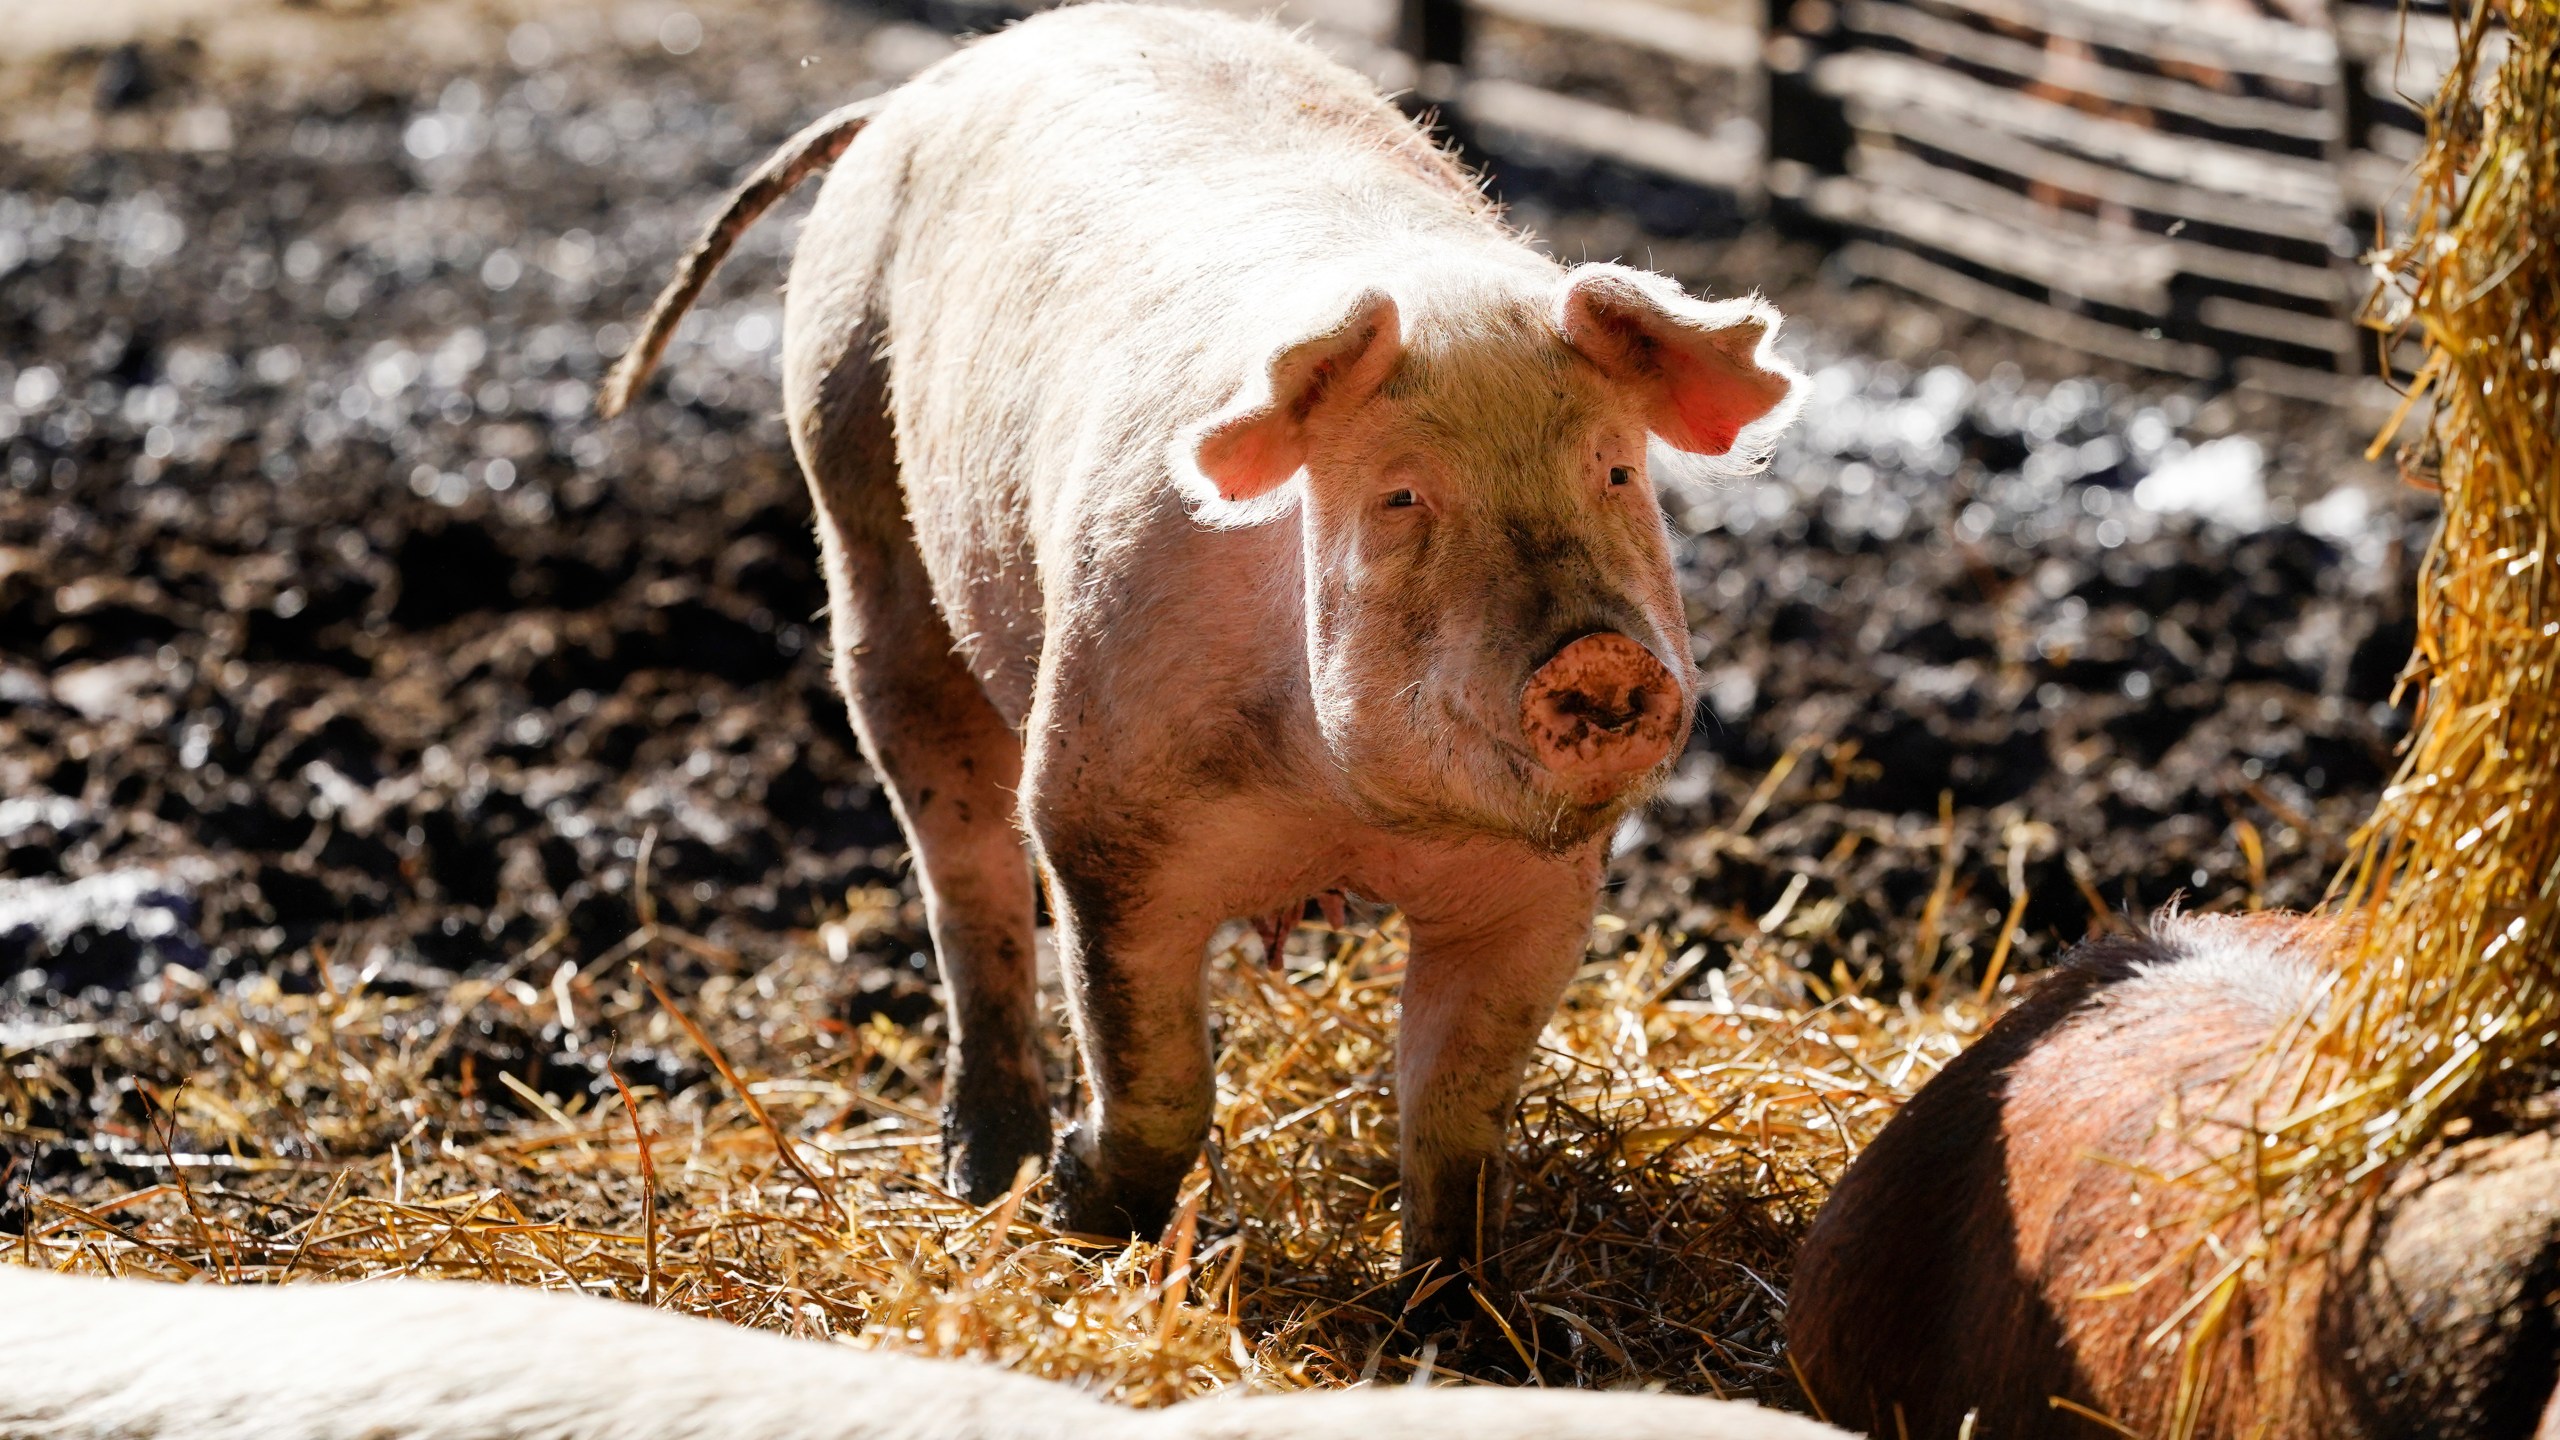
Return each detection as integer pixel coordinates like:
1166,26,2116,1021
2157,3,2559,1429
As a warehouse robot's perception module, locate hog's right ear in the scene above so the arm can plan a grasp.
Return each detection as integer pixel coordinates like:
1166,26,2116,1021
1174,289,1402,527
1558,264,1803,461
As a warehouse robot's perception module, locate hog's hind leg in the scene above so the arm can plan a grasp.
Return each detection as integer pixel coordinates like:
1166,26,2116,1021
790,358,1049,1204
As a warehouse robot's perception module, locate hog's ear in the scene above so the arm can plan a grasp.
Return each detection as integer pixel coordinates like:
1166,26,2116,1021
1175,289,1402,526
1557,264,1802,458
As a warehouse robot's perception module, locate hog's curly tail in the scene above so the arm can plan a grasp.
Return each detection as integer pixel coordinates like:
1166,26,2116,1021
597,96,887,419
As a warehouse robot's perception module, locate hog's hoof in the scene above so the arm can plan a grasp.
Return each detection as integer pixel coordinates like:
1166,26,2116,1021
1388,1258,1481,1334
1046,1124,1187,1241
1384,1266,1563,1380
940,1097,1052,1206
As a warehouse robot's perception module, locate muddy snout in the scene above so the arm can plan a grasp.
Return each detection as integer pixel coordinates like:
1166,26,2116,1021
1518,632,1685,791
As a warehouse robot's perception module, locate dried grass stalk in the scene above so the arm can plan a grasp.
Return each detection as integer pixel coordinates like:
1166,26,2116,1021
2322,0,2558,1225
2,904,1979,1405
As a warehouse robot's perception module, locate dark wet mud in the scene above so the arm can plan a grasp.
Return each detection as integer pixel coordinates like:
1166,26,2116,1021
0,3,2426,1025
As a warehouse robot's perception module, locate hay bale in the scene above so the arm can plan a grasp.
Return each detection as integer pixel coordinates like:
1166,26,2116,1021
2302,0,2559,1232
2144,0,2560,1423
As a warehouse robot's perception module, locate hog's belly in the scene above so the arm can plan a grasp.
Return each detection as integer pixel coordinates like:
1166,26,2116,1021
904,469,1045,729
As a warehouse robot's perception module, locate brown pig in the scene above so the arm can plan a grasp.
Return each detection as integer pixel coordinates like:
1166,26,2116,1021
1787,911,2560,1438
600,3,1802,1274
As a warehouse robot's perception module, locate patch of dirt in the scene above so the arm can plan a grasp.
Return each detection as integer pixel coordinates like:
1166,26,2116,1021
0,0,2426,1024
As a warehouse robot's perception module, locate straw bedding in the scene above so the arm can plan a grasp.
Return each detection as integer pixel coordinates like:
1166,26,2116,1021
1,893,1980,1406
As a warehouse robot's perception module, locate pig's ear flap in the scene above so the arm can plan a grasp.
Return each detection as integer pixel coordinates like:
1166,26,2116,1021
1174,289,1402,527
1557,264,1802,461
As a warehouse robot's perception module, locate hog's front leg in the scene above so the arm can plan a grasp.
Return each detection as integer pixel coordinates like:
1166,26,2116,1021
1035,815,1220,1241
1396,854,1604,1279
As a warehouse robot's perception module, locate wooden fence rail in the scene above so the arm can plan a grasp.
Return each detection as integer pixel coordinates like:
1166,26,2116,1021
1369,0,2471,403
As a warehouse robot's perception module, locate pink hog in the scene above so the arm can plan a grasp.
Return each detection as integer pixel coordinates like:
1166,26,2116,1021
602,3,1800,1275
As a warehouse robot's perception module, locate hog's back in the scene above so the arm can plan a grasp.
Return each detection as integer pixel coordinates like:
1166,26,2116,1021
783,5,1497,724
1788,915,2343,1436
1789,913,2560,1438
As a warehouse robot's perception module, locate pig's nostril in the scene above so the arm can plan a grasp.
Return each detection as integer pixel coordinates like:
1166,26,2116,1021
1519,632,1684,785
1549,683,1650,733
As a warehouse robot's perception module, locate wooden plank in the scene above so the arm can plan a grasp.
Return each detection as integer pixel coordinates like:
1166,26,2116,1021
1839,0,2333,141
2365,123,2426,163
2198,293,2357,355
2233,356,2399,410
2343,147,2418,216
1835,99,2337,242
1468,0,1759,71
1848,144,2354,303
1814,51,2339,209
2339,10,2506,117
1824,97,2341,243
1884,0,2338,87
1811,174,2176,311
1461,77,1762,191
2334,7,2461,81
1829,166,2362,357
1837,240,2222,376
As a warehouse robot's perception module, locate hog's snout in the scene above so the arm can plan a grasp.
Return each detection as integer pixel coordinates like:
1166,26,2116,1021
1518,632,1684,789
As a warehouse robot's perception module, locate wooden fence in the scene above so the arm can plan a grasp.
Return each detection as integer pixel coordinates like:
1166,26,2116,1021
1394,0,2476,403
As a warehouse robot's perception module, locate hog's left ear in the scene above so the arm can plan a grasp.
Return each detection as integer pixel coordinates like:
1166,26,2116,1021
1557,264,1802,457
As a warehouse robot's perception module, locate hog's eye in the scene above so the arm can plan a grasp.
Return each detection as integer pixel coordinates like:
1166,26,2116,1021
1384,489,1419,509
1607,466,1634,487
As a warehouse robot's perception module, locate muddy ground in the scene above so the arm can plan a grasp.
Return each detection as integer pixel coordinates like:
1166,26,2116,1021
0,1,2427,1065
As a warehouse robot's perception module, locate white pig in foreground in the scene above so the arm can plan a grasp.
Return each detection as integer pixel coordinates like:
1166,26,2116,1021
0,1268,1846,1440
601,3,1801,1275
